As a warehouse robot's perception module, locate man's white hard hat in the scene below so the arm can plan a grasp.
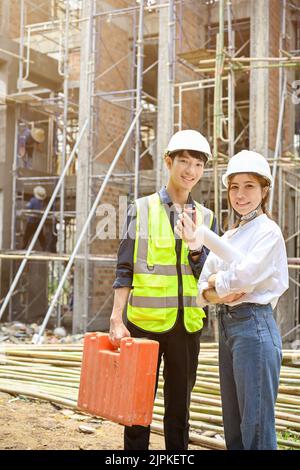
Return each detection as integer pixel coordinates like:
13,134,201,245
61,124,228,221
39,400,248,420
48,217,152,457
165,130,212,160
31,127,45,144
33,186,47,200
222,150,273,187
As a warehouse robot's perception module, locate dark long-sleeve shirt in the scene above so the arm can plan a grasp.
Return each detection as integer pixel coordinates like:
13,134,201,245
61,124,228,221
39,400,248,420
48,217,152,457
113,187,217,289
26,197,44,223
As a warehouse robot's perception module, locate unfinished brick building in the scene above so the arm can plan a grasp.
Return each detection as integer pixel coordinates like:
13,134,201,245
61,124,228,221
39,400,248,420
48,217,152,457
0,0,299,344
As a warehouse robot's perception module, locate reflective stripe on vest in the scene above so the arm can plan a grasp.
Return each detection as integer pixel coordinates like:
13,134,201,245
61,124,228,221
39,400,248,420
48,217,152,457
127,192,214,333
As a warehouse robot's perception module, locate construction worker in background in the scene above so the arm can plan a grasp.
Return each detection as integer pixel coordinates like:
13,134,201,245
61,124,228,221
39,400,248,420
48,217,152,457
18,126,45,169
22,185,47,251
109,130,218,450
186,150,289,450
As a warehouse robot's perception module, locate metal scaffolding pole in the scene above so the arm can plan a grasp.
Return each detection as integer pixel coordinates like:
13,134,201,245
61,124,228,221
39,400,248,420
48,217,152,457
17,0,25,92
226,0,235,159
269,71,287,212
134,0,144,200
213,0,225,228
269,0,288,212
56,1,70,327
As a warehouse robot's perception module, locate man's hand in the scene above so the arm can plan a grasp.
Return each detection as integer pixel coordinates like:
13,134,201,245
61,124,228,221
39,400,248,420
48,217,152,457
109,287,131,347
109,316,131,348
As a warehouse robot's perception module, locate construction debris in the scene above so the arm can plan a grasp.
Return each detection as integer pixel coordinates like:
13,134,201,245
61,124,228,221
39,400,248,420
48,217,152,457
0,322,83,345
53,327,67,339
78,424,96,434
0,343,299,450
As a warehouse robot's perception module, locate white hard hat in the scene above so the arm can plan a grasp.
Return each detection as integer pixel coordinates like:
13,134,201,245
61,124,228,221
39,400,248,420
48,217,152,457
165,130,212,160
33,186,46,200
222,150,273,187
31,127,45,144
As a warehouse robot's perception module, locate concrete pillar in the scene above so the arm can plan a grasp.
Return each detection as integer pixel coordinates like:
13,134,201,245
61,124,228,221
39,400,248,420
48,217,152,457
73,0,93,334
0,0,10,37
249,0,269,156
0,60,16,312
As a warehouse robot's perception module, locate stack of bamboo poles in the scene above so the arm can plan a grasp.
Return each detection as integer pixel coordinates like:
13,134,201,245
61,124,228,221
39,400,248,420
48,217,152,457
0,343,299,450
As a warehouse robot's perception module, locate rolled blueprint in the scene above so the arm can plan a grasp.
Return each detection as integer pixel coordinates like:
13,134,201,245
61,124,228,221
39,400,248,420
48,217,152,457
195,225,244,264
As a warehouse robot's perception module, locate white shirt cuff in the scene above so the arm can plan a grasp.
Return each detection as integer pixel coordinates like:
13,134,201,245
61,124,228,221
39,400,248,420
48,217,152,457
197,281,209,307
215,271,230,298
188,240,203,251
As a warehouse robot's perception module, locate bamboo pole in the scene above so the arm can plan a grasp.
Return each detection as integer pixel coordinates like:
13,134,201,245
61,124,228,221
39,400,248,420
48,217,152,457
0,343,299,449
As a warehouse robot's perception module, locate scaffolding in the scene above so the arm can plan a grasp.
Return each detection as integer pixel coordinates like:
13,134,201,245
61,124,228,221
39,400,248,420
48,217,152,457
2,1,82,327
0,0,300,342
0,0,166,332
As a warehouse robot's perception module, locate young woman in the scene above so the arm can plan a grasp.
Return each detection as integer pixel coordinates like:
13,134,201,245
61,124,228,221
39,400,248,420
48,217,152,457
176,150,289,450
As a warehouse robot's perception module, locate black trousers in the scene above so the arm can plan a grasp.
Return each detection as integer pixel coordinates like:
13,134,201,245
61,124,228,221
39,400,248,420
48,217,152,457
22,221,46,250
124,314,201,450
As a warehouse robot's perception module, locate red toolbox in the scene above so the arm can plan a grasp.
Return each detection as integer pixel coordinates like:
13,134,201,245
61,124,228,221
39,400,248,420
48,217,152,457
77,332,159,426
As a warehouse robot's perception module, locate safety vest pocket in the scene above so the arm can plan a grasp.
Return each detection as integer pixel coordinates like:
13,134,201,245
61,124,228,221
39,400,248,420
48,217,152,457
133,273,171,288
127,288,173,330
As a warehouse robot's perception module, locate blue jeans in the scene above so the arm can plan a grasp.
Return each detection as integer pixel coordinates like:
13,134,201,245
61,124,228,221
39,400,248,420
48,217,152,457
218,303,282,450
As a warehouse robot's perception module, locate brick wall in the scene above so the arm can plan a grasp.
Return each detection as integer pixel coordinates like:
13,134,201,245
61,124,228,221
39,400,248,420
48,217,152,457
69,51,81,82
4,0,51,39
93,6,133,171
92,183,128,255
89,264,116,330
93,99,131,170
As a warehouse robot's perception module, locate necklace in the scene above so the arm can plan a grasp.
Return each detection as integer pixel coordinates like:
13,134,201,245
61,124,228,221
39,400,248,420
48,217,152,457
233,204,262,227
240,208,260,223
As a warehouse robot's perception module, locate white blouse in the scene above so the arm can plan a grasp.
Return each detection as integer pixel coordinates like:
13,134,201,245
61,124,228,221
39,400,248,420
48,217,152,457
197,214,289,309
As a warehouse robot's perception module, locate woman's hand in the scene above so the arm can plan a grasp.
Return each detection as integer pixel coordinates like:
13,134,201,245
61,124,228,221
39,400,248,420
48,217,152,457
208,274,217,287
207,275,245,302
220,292,245,303
175,208,201,251
202,288,245,304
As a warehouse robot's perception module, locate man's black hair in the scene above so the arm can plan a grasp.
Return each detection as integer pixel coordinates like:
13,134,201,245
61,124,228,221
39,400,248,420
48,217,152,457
168,149,208,164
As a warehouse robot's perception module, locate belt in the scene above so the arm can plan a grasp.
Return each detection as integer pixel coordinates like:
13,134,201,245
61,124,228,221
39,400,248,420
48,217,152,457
218,302,270,316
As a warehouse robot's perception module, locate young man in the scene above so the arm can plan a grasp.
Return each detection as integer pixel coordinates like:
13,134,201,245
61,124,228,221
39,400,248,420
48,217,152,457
109,130,217,450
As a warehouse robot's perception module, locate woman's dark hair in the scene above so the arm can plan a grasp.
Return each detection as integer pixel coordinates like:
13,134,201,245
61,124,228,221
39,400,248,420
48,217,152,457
227,172,272,229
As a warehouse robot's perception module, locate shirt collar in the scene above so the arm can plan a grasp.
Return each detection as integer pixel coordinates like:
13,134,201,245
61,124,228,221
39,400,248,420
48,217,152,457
158,186,194,207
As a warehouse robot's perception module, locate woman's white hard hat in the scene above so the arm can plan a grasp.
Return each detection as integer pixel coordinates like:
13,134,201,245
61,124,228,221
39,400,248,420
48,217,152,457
222,150,273,188
165,130,212,160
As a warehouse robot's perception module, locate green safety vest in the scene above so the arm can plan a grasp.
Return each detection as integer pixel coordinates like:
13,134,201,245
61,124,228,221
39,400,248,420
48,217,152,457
127,192,215,333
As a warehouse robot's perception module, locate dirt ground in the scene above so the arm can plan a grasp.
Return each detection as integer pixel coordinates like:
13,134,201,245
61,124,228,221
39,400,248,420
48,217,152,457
0,391,201,451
